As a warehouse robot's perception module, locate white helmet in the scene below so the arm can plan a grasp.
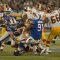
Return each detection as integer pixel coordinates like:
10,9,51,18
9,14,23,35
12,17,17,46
32,8,37,13
27,7,31,11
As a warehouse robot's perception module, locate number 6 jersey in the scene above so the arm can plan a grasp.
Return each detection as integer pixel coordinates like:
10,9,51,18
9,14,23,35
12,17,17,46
46,10,60,42
49,10,60,27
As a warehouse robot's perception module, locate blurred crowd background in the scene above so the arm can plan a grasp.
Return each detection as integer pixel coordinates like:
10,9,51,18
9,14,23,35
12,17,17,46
0,0,60,12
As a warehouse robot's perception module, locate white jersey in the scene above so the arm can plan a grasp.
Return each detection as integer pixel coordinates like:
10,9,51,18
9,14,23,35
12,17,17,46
24,11,33,19
49,10,60,27
37,11,44,19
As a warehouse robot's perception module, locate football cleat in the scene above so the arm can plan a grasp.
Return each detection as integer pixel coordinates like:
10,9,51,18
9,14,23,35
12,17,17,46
13,50,25,56
40,48,46,55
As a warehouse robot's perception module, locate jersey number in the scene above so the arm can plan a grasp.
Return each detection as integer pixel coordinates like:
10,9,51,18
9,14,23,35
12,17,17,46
38,23,43,31
51,14,60,23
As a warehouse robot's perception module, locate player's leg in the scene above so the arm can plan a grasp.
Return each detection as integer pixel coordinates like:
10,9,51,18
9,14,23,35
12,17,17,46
52,36,57,44
36,31,46,55
13,34,28,56
0,24,9,42
10,31,15,47
32,44,37,55
0,42,5,52
0,31,10,42
38,42,46,55
27,37,38,55
13,38,23,56
41,31,47,46
46,29,56,54
27,36,40,55
0,31,10,52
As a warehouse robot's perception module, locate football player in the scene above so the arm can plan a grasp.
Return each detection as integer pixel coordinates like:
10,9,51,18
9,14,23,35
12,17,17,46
37,10,47,47
25,17,46,55
0,24,9,52
45,10,60,54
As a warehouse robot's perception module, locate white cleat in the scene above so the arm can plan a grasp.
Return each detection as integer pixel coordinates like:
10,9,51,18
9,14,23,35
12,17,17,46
34,52,38,55
40,48,46,55
46,47,52,53
45,52,49,55
45,47,52,55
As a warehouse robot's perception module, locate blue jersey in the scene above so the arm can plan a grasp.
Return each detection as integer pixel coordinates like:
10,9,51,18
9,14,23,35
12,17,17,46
3,14,10,22
30,19,43,40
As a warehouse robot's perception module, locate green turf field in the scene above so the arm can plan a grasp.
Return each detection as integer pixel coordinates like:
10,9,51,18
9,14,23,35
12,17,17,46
0,34,60,60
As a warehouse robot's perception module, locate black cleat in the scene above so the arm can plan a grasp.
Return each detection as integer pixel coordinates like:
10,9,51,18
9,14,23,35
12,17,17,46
13,50,21,56
13,50,25,56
